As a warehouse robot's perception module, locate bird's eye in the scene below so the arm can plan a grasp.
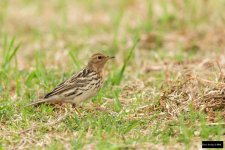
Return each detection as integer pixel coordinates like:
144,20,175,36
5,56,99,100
97,56,102,59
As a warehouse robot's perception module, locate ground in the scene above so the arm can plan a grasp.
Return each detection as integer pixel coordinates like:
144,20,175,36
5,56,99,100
0,0,224,149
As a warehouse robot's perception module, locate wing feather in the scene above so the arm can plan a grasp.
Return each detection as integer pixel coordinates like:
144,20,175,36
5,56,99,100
44,68,95,99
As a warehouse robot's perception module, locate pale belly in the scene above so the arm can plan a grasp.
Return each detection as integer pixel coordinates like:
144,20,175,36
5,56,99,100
65,85,100,105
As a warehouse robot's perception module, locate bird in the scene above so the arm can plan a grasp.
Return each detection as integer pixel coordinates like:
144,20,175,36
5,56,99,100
26,53,115,107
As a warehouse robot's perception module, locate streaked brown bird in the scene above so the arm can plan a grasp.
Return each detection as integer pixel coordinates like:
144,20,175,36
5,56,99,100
26,53,115,107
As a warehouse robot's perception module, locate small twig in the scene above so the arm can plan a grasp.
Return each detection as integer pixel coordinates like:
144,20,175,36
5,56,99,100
168,122,225,127
193,76,225,87
216,61,222,74
165,62,170,83
197,122,225,126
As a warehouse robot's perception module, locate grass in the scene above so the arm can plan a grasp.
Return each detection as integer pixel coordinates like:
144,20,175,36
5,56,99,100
1,36,20,70
0,0,225,149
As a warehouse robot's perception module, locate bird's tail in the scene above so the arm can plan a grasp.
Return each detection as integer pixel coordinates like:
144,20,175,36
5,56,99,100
24,99,51,107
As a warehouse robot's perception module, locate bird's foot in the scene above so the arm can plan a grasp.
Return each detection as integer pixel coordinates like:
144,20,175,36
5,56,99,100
72,104,81,116
87,103,107,112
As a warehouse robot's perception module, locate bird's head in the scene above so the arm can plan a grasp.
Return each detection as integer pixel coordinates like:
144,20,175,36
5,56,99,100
87,53,115,72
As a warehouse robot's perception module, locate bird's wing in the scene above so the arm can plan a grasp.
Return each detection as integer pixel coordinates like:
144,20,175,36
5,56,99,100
43,68,97,99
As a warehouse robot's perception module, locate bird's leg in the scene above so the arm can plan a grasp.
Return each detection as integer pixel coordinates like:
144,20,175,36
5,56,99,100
53,102,64,110
72,104,81,116
91,102,107,111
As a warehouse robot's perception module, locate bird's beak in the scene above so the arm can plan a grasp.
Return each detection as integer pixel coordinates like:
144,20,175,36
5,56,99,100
107,56,115,59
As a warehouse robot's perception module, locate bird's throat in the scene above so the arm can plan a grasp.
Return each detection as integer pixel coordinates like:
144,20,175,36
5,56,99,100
87,63,104,77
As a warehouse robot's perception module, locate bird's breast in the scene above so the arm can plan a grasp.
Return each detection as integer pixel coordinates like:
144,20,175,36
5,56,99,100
71,76,103,104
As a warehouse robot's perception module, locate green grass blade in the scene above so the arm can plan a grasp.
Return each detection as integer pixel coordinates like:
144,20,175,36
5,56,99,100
113,90,122,112
114,37,139,85
68,50,81,70
2,34,8,60
2,36,20,70
6,43,20,66
4,36,15,63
